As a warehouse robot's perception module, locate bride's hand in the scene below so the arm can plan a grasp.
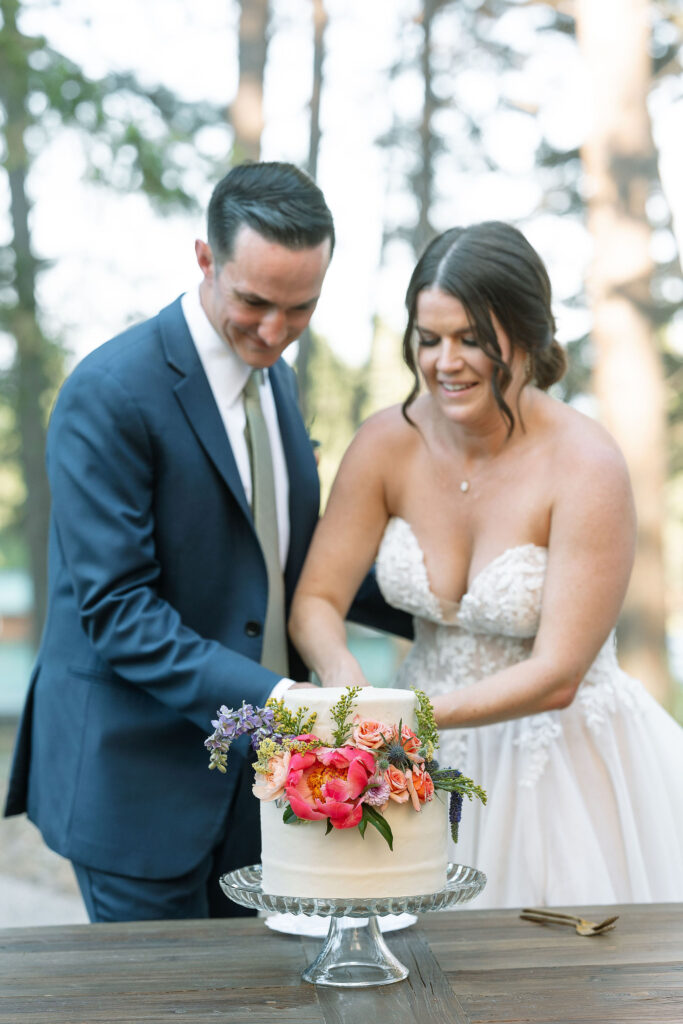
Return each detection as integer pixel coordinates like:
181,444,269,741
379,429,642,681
317,649,370,688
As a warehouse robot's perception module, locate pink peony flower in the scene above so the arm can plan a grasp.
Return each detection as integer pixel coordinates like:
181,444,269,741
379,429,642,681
285,745,376,829
385,764,411,803
252,750,291,802
352,718,391,751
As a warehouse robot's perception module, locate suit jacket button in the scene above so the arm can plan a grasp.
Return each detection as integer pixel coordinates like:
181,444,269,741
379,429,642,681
245,621,262,638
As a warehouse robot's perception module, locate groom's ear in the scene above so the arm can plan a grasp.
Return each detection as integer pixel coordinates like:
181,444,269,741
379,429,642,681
195,240,215,281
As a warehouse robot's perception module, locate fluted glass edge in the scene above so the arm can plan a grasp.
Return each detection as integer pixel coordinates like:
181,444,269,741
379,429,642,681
220,862,486,918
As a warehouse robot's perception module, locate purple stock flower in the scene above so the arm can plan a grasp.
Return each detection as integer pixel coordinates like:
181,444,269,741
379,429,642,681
207,701,277,756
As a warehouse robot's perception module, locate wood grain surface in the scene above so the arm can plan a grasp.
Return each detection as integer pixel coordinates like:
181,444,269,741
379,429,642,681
1,903,681,1023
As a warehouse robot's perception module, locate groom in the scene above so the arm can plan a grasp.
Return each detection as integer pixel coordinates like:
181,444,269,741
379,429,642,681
4,162,409,922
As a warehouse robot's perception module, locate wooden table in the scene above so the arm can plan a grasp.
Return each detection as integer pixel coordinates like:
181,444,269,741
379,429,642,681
1,903,681,1023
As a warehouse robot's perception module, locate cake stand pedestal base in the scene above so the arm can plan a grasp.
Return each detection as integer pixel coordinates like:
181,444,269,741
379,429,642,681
220,863,486,989
301,914,407,987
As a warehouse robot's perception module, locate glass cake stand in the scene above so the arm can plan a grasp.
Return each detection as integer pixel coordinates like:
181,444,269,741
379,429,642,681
220,862,486,988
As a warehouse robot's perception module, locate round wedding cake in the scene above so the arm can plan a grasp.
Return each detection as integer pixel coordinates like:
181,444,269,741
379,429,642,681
258,687,449,899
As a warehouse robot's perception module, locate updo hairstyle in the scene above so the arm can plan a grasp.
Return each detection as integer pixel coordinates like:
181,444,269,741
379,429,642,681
402,221,567,433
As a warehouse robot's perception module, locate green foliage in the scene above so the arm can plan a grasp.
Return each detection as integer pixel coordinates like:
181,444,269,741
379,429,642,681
254,734,323,776
298,332,368,507
265,697,318,738
411,688,440,751
0,0,233,620
329,686,362,746
359,804,394,850
431,768,487,807
0,20,228,211
282,805,305,826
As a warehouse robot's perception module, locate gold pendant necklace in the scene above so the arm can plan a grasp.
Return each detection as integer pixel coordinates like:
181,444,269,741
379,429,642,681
460,480,470,493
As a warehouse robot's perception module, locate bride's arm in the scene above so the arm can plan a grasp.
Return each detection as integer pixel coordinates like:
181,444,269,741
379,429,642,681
432,427,636,728
289,412,397,686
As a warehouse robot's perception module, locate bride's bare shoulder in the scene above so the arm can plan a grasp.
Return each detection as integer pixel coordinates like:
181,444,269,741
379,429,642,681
542,396,631,495
351,402,422,454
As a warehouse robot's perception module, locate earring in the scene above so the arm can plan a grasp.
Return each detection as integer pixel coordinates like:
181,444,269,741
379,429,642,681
524,352,533,380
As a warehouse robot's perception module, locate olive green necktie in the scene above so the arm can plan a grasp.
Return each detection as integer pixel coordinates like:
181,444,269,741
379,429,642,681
243,371,289,676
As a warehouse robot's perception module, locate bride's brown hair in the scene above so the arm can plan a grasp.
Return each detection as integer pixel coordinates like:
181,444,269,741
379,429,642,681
402,221,567,433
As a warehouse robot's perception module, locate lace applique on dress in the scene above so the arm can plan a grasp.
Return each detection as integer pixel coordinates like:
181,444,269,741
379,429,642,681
459,545,547,638
513,714,563,787
376,517,444,623
375,516,665,790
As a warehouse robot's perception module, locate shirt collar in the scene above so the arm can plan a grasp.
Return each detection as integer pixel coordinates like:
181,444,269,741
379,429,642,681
181,285,252,407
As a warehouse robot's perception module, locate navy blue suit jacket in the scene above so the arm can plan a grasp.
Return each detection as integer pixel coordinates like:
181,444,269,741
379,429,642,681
5,297,409,879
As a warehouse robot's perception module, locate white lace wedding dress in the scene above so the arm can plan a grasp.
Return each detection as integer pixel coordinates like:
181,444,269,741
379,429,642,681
376,516,683,907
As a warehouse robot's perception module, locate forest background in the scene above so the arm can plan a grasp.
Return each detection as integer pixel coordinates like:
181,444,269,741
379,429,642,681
1,0,683,725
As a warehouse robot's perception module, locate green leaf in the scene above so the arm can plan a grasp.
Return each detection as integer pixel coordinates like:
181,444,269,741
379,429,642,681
325,819,333,835
361,805,394,851
282,805,299,825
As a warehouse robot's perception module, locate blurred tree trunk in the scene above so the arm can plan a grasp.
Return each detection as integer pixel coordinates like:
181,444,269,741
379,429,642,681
0,0,57,645
412,0,439,257
231,0,270,162
364,0,443,424
296,0,327,424
577,0,672,706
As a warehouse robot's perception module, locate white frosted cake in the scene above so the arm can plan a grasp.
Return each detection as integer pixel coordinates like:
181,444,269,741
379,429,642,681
259,687,449,899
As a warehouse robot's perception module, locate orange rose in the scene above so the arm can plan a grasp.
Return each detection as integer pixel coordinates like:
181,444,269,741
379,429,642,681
385,765,410,803
407,763,434,811
399,724,423,762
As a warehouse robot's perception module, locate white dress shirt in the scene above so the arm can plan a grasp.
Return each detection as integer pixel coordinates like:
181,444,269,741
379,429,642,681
181,287,290,568
181,287,296,696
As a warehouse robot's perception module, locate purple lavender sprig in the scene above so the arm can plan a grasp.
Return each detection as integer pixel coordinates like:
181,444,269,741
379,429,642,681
205,701,276,773
429,767,486,844
449,790,464,844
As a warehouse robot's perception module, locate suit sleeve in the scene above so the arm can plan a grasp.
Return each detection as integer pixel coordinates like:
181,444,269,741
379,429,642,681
47,365,277,730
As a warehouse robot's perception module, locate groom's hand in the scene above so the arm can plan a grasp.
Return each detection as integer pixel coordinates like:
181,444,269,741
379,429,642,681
288,682,318,690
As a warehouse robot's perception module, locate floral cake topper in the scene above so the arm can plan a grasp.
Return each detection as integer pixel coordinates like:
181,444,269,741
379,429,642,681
205,686,486,847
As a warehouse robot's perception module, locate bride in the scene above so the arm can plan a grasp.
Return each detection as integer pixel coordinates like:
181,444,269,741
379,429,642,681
288,221,683,908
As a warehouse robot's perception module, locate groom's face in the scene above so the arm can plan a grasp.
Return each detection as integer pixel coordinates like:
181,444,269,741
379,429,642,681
196,224,331,369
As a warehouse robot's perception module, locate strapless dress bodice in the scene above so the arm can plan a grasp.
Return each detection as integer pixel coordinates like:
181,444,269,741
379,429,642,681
375,515,627,754
376,515,547,638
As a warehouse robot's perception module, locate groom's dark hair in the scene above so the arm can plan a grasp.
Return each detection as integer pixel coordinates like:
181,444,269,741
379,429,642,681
207,161,335,265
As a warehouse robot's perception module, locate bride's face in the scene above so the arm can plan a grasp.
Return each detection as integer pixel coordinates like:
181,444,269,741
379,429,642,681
415,287,519,428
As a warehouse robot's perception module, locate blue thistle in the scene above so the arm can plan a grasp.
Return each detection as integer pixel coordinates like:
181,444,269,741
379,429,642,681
385,740,411,770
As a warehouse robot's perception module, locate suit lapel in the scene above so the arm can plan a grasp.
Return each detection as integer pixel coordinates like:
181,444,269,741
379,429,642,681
158,298,253,524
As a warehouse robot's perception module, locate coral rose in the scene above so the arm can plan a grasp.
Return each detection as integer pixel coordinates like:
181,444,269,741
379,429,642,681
385,764,410,803
252,750,291,802
285,745,376,829
352,718,391,751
